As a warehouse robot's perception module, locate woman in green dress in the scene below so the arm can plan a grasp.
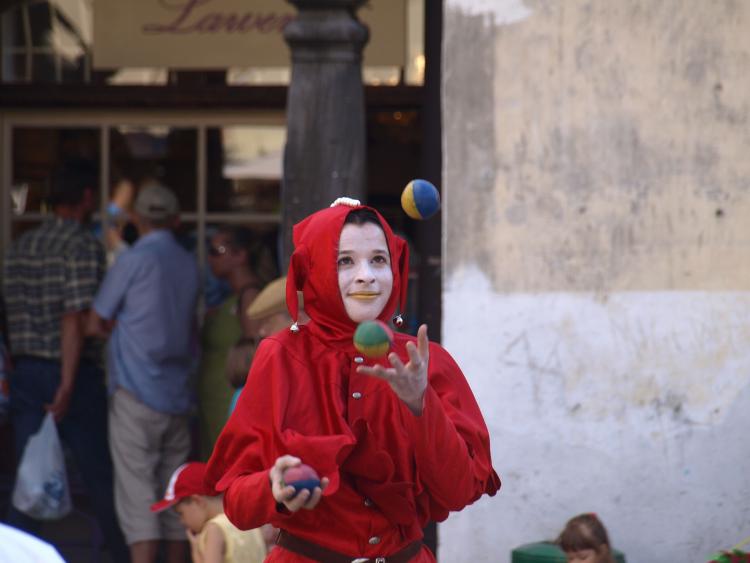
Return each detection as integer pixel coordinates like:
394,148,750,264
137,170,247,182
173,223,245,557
197,226,276,460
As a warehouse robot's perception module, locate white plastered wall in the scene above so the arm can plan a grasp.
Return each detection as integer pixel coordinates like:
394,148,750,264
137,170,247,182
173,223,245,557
440,1,750,562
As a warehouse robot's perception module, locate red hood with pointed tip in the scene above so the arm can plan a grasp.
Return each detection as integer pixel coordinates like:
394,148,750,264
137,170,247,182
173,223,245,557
286,203,409,347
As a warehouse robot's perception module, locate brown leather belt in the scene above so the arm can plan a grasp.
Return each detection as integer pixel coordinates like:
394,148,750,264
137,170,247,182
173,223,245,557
276,530,422,563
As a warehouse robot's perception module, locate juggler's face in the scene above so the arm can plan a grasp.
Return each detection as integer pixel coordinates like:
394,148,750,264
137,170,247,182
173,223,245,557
337,222,393,323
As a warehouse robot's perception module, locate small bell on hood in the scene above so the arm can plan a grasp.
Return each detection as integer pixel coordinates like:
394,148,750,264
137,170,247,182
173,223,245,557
393,314,404,328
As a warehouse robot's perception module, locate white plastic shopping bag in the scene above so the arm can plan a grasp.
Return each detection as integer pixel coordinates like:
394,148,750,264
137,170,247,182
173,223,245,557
11,412,72,520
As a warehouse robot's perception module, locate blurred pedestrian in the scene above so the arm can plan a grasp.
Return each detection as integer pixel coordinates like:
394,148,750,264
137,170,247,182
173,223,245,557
88,181,199,563
0,522,66,563
2,161,128,562
196,226,276,459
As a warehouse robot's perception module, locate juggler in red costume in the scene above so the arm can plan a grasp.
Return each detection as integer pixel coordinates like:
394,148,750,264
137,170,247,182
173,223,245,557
205,199,500,562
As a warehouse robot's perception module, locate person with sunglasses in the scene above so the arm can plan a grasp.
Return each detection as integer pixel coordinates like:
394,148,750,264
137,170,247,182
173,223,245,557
197,226,278,460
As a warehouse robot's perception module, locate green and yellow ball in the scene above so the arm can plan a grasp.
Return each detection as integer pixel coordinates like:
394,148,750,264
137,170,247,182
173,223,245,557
401,179,441,220
353,320,394,359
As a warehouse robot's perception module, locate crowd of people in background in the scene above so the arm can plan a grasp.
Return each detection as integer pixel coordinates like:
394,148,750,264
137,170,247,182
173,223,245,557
1,162,278,562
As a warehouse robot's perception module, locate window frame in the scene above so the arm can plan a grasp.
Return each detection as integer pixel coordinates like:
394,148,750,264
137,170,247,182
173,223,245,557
0,109,286,277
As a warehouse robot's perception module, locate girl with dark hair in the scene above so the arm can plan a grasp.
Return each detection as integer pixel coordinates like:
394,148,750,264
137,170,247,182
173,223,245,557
558,513,616,563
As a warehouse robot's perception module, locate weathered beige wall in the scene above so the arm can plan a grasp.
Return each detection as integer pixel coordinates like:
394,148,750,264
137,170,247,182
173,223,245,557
445,0,750,292
441,2,750,562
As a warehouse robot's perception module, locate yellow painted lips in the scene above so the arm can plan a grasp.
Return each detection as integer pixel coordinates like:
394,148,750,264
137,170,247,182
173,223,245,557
348,293,380,300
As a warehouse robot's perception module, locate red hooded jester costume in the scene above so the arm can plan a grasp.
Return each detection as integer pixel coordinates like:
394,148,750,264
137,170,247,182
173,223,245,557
205,201,500,562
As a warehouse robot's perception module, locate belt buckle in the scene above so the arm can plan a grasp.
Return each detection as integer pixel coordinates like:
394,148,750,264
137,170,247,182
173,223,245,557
351,559,370,563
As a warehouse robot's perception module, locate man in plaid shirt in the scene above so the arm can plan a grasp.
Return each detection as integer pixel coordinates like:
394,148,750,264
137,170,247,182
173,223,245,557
2,162,128,562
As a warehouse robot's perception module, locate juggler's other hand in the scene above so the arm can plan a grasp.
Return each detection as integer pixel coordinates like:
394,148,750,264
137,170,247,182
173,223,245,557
269,455,329,512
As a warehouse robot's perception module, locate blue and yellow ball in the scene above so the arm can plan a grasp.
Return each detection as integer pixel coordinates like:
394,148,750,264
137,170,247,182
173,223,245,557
353,320,394,359
401,179,441,220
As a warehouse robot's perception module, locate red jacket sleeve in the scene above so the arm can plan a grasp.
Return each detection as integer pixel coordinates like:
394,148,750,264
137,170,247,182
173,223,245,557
205,336,355,530
222,470,284,529
401,342,500,517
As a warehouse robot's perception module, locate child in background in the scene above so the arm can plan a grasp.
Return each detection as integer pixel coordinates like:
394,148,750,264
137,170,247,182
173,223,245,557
224,337,256,416
244,277,298,340
558,513,616,563
151,462,271,563
224,276,307,416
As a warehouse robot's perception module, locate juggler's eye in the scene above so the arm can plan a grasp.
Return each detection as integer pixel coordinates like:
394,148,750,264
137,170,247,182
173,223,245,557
337,256,353,267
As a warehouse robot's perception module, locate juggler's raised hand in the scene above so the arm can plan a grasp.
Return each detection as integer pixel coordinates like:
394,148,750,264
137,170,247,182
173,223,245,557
356,323,429,415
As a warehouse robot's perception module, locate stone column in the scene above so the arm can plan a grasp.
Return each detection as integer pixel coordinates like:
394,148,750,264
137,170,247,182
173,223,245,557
282,0,369,264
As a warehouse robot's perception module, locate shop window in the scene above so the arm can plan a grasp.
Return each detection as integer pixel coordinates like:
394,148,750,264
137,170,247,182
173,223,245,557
206,126,284,215
110,126,198,213
4,119,285,310
10,126,100,215
7,126,100,249
202,126,284,306
1,0,91,83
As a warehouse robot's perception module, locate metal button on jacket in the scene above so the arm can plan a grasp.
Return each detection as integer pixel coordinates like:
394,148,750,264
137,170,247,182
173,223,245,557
352,392,362,400
368,536,381,545
363,498,373,507
354,356,364,364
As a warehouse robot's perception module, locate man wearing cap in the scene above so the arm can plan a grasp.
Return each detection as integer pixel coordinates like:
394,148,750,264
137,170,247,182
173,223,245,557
89,181,199,563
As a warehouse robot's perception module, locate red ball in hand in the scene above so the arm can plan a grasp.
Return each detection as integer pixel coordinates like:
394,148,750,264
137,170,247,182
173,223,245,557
281,464,321,495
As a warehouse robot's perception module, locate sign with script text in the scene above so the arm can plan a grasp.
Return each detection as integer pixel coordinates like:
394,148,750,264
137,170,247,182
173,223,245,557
93,0,406,68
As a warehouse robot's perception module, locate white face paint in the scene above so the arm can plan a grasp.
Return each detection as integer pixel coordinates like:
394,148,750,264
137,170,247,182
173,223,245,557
337,222,393,323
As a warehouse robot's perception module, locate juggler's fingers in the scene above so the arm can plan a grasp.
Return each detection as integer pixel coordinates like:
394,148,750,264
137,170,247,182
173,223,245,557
303,486,323,509
286,488,311,512
271,477,297,504
356,364,395,380
277,484,297,501
274,455,301,472
388,352,406,372
417,324,429,360
303,476,329,509
270,455,302,503
405,341,421,368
